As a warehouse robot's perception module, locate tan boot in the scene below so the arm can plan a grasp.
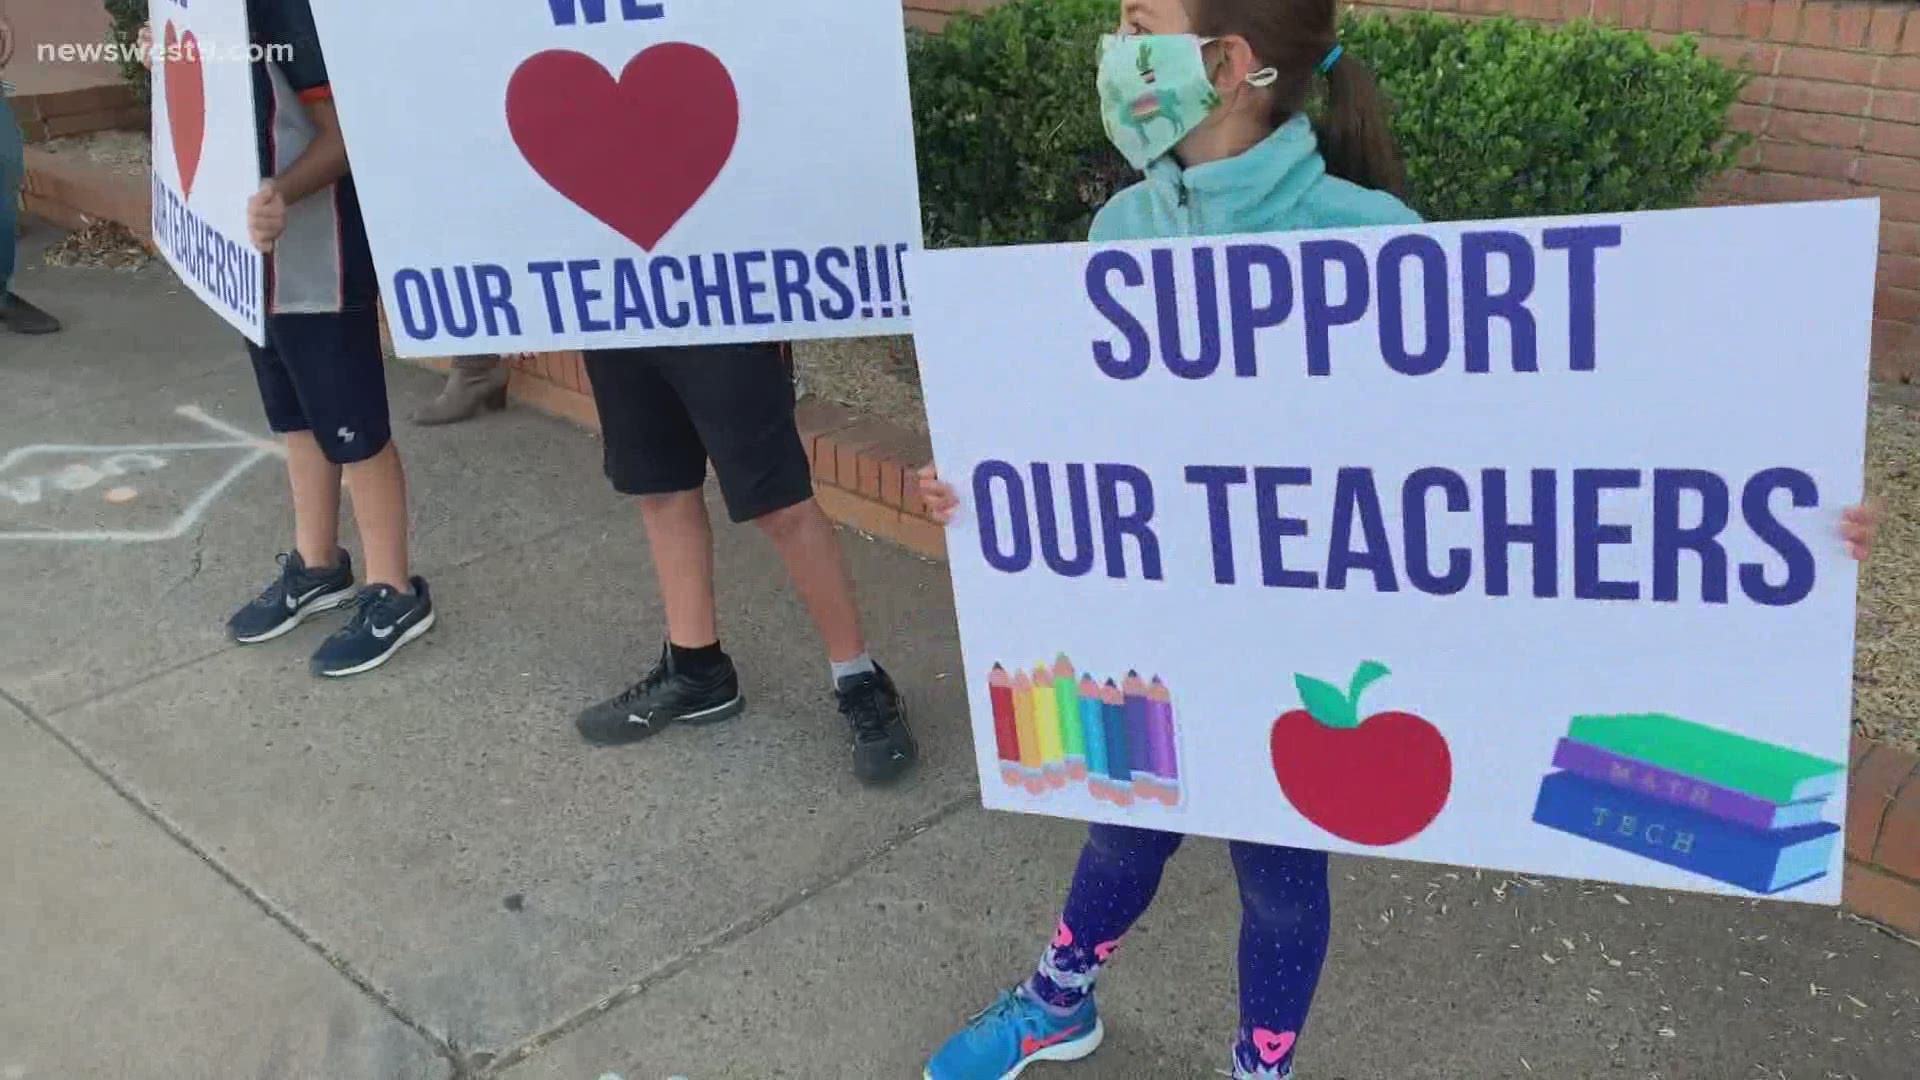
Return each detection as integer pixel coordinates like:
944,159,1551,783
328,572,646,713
412,355,510,425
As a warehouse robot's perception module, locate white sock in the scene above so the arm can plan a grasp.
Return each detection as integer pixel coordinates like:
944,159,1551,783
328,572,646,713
831,653,876,686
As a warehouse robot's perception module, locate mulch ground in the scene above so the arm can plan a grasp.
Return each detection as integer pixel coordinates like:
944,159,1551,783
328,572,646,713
1855,394,1920,754
41,219,152,271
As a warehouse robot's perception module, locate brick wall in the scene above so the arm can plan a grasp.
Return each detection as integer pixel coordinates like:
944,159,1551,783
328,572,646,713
9,84,146,144
18,142,151,241
0,0,123,98
908,0,1920,380
902,0,999,31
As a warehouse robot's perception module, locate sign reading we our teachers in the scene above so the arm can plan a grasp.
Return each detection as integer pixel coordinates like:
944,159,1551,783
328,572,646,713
912,201,1880,905
306,0,923,356
149,0,266,345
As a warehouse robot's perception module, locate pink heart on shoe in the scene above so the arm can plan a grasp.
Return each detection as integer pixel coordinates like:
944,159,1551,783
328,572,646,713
1252,1028,1296,1065
1052,921,1074,948
1093,939,1121,962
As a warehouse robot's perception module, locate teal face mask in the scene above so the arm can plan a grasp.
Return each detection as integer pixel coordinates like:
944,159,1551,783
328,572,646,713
1096,33,1278,171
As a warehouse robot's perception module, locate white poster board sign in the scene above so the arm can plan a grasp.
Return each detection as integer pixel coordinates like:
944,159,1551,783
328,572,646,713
306,0,923,356
911,201,1878,904
148,0,266,345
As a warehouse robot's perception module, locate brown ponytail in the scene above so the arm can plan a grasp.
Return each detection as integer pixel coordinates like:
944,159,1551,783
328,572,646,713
1316,53,1406,198
1191,0,1408,199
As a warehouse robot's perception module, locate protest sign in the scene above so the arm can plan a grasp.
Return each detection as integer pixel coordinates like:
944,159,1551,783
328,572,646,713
911,201,1879,904
148,0,265,345
306,0,923,357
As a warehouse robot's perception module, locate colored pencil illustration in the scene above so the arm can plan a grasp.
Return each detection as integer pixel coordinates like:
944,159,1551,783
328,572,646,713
1148,675,1178,806
1011,669,1044,793
1033,663,1067,787
1080,674,1108,796
989,663,1020,786
986,660,1184,810
1104,679,1134,805
1055,655,1087,781
1123,671,1152,799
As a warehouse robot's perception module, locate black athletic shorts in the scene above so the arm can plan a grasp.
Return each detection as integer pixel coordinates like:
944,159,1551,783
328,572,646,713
582,341,813,523
247,307,391,465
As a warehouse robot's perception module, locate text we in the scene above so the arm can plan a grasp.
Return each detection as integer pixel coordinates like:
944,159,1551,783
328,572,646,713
545,0,666,27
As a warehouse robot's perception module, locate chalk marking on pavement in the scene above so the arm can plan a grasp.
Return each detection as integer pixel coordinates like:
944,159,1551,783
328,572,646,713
0,407,283,543
173,404,288,457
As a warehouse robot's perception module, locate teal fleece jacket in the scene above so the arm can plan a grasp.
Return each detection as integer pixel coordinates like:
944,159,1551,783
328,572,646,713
1089,114,1421,242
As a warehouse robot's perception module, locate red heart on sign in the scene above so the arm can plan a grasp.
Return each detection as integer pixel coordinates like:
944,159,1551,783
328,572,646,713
505,44,739,251
162,22,206,200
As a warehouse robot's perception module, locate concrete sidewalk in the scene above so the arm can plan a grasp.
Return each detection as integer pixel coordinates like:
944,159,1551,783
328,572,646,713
4,226,1918,1080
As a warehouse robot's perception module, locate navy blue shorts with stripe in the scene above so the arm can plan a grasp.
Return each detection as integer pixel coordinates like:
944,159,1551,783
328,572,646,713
247,307,392,465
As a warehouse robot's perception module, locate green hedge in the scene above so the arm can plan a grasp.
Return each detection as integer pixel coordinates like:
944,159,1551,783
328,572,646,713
102,0,150,105
103,0,1746,245
909,4,1751,245
908,0,1128,247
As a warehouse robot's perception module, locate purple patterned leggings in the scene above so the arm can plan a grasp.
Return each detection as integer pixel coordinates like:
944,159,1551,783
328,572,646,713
1028,823,1331,1076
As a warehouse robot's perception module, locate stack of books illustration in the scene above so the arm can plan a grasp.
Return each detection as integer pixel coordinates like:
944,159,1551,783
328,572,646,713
1531,714,1844,895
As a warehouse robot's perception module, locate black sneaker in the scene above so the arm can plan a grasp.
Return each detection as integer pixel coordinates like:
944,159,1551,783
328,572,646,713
0,292,61,335
576,643,745,746
227,550,357,644
309,577,436,677
837,665,917,785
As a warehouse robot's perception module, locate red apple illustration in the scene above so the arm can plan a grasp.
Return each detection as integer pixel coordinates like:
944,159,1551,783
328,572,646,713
1270,661,1451,846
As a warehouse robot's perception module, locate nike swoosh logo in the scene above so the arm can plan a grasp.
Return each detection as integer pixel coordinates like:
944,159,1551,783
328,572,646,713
370,604,419,641
1021,1027,1085,1056
286,585,325,612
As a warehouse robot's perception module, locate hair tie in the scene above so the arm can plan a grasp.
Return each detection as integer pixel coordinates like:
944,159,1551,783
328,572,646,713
1317,43,1343,75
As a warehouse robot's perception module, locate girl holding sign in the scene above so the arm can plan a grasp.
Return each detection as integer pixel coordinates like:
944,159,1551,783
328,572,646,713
916,2,1879,1078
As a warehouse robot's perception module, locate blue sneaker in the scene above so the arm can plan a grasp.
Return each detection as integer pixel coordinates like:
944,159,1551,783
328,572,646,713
925,988,1102,1079
228,550,356,644
310,577,436,677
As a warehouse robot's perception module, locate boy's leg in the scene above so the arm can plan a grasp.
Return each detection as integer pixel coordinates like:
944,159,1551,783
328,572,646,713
582,349,720,648
283,431,343,570
662,342,916,783
637,488,719,650
273,310,434,676
344,443,411,590
227,330,357,645
281,311,409,590
753,499,866,663
574,348,742,744
660,343,863,658
273,307,411,590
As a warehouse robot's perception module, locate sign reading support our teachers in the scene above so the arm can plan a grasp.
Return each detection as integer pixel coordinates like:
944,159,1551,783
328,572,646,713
149,0,266,345
912,201,1879,905
306,0,923,356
